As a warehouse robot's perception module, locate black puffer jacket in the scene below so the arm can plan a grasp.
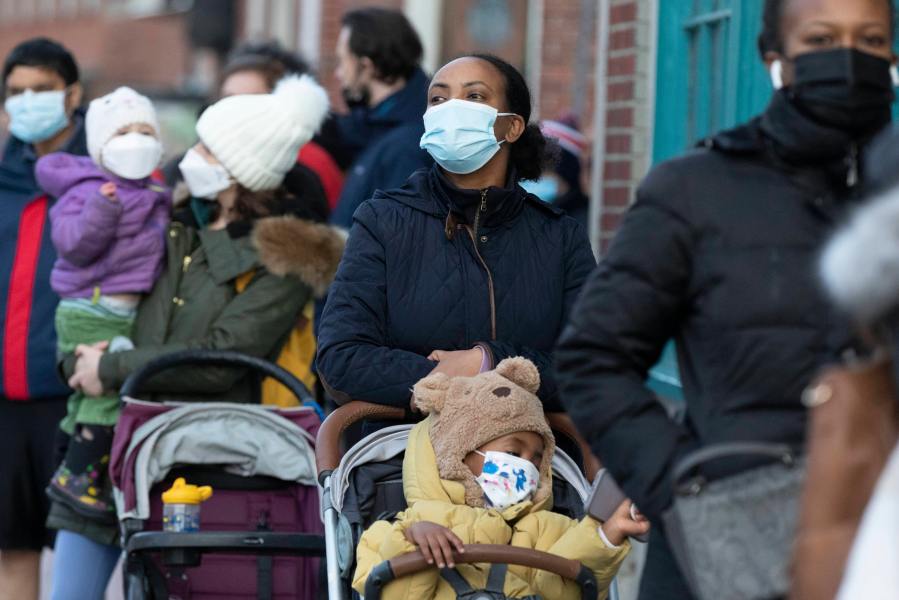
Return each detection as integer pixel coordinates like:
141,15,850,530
556,92,878,519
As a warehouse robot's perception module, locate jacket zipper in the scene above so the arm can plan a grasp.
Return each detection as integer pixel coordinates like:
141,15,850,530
846,143,858,188
466,189,496,340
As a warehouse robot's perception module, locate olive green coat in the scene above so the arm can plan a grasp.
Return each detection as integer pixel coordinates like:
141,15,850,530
50,214,344,544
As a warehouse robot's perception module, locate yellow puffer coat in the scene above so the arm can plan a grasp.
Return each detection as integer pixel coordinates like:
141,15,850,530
352,418,629,599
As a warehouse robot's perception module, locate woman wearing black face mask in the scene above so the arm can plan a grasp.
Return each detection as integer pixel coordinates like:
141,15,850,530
556,1,896,598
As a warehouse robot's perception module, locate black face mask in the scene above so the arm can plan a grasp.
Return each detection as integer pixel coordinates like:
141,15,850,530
341,63,372,110
341,85,371,110
789,48,894,138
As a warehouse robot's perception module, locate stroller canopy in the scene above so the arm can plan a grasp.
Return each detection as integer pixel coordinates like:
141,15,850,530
113,401,318,521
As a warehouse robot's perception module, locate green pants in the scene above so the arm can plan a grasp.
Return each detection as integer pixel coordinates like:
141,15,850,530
56,299,136,433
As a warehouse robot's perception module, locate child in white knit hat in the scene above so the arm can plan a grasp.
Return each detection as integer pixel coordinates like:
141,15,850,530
36,86,170,518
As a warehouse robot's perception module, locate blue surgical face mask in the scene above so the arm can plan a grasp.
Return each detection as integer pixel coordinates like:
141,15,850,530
4,89,69,143
419,99,516,174
520,177,560,203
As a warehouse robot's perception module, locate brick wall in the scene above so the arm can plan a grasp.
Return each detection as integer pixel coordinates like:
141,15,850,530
0,11,190,97
596,0,655,252
539,1,596,125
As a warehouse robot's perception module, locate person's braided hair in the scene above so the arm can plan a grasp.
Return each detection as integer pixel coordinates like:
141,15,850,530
758,0,896,57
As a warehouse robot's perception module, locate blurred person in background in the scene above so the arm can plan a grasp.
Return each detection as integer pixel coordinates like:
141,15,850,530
329,7,432,229
521,116,590,228
219,40,345,214
162,41,334,224
0,37,86,600
818,125,899,600
556,0,896,597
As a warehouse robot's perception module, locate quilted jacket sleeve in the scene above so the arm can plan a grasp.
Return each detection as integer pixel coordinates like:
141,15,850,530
352,519,440,599
484,218,596,411
316,201,436,406
511,513,628,600
555,161,698,519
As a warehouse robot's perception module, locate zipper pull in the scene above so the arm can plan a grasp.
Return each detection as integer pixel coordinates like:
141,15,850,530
846,143,858,188
480,189,488,212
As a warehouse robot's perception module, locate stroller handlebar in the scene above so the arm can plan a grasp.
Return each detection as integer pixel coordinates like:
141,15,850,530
365,544,599,600
315,400,406,484
119,350,314,405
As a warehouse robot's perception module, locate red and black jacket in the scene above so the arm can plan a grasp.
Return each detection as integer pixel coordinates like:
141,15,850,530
0,116,86,401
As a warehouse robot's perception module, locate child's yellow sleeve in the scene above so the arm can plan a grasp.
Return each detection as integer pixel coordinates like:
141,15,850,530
511,513,629,600
351,513,440,600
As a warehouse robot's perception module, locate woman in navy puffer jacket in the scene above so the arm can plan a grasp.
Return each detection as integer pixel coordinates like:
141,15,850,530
317,54,595,418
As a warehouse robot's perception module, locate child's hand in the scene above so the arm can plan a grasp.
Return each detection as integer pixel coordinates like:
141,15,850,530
600,501,651,546
404,521,465,568
99,182,118,201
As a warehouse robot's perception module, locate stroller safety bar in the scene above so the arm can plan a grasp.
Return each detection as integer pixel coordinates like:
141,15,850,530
119,349,315,405
126,531,325,558
364,544,599,600
316,401,406,484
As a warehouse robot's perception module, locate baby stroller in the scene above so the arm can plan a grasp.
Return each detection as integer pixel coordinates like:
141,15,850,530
110,350,325,600
316,401,620,600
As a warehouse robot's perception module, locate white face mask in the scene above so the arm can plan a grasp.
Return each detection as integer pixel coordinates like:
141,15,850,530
178,147,232,200
419,99,516,174
101,132,162,180
475,450,540,510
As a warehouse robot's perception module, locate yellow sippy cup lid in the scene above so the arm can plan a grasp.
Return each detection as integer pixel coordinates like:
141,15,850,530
162,477,213,505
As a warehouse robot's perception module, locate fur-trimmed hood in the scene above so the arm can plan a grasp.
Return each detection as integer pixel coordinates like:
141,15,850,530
252,215,346,297
821,185,899,324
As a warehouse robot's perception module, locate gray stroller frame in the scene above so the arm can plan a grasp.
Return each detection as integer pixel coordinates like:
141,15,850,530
316,401,620,600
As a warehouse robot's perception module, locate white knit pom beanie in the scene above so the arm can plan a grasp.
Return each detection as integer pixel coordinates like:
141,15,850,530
86,86,159,165
195,74,329,191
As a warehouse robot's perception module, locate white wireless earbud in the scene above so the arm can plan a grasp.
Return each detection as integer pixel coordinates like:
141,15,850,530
770,60,784,90
891,64,899,87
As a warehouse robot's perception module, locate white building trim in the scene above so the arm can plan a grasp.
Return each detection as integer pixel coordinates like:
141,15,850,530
404,0,443,75
589,0,611,257
298,0,322,68
525,0,544,120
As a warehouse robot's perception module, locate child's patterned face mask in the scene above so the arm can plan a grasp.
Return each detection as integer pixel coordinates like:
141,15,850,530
474,450,540,510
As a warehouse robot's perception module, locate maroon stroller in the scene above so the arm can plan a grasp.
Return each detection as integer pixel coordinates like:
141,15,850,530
109,351,325,600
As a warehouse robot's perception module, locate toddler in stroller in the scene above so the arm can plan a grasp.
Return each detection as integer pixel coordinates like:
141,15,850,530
350,358,649,599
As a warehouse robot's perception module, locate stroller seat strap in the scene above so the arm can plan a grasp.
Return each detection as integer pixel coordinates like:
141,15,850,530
439,563,542,600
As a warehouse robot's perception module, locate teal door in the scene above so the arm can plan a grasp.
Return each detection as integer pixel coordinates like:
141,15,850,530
653,0,771,163
649,0,771,399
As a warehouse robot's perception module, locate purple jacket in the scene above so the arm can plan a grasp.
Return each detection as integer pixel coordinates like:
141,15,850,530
37,153,171,298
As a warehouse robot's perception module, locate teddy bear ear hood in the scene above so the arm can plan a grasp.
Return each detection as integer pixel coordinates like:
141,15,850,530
418,357,555,509
495,357,540,394
412,371,451,414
